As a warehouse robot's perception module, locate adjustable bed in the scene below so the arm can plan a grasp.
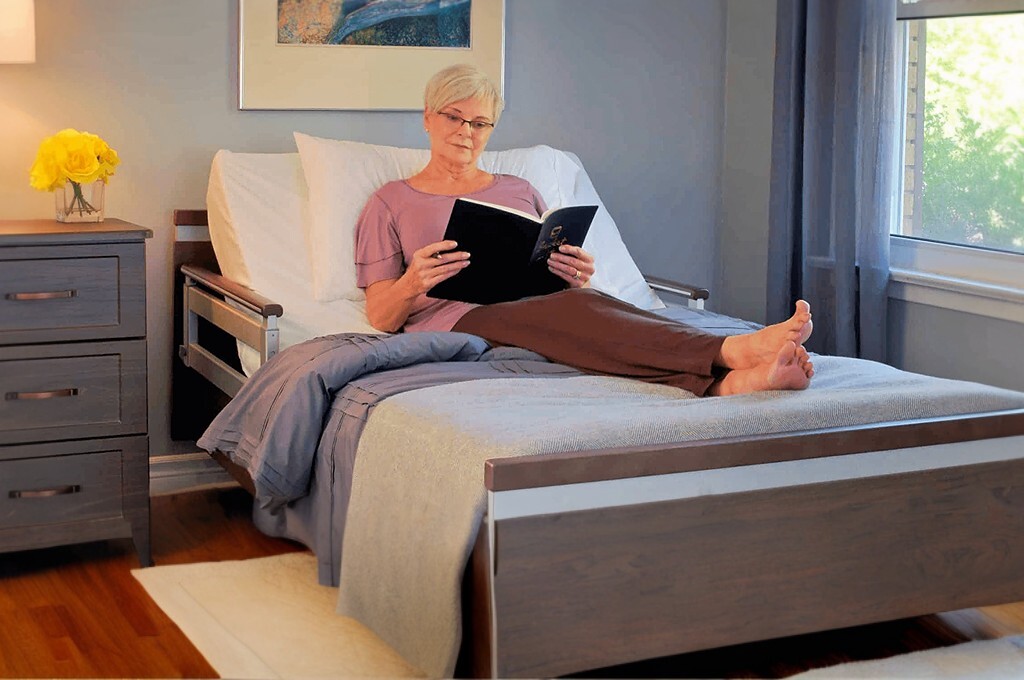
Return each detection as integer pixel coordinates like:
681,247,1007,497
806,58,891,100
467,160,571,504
174,137,1024,678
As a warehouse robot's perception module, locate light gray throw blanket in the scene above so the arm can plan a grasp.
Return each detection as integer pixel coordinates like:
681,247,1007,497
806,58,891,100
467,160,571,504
198,332,512,509
336,357,1024,677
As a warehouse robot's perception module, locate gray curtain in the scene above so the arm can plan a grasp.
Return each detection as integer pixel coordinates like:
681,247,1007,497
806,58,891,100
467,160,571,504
767,0,898,361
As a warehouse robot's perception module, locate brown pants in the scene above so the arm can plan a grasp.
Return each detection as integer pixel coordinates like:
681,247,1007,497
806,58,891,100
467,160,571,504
452,288,727,396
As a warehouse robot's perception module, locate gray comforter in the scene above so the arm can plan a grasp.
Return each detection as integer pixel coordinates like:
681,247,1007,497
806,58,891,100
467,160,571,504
196,305,759,513
197,331,579,510
195,307,764,585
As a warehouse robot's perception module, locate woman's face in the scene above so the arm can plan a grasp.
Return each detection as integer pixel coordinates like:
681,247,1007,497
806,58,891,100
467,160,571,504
424,97,496,168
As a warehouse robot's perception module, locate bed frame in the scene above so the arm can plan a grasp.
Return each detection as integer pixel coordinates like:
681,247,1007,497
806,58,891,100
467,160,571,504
173,210,1024,678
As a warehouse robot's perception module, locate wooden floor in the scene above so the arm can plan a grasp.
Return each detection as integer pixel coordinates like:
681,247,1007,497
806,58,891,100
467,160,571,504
0,486,303,679
1,486,1023,679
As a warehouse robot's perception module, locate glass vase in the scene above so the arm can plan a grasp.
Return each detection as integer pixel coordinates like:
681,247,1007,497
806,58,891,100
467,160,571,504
56,180,105,223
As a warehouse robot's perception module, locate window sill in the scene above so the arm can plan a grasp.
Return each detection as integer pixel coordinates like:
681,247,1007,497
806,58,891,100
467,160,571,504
887,236,1024,323
888,268,1024,324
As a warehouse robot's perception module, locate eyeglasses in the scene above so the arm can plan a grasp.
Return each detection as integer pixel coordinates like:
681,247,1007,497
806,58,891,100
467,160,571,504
437,111,495,133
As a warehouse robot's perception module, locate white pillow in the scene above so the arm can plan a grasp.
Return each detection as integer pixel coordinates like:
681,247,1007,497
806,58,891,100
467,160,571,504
293,132,664,309
206,150,379,375
562,152,664,310
293,133,430,302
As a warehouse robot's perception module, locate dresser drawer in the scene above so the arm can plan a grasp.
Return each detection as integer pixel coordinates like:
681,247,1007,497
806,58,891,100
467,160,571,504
0,450,123,530
0,340,147,445
0,242,145,345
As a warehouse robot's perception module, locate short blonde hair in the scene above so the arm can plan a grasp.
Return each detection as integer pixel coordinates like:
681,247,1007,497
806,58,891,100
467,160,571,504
424,63,504,123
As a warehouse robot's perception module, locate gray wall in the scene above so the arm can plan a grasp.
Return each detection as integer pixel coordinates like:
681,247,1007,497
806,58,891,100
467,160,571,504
509,0,725,288
888,302,1024,392
0,0,728,456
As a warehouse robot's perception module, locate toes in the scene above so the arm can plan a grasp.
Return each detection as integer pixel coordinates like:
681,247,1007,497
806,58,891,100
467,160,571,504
800,319,814,345
776,340,798,363
786,301,814,344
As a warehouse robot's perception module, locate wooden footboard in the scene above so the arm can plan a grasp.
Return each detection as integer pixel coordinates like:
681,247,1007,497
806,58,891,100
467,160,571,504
475,410,1024,678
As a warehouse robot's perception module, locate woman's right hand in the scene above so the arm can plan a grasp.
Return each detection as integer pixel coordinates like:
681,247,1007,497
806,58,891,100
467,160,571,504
364,240,470,332
402,240,471,295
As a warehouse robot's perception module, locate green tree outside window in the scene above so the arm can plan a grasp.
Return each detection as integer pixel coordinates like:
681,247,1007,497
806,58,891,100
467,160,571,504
920,14,1024,254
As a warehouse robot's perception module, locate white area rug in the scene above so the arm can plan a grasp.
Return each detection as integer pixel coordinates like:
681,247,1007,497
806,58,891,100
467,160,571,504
132,552,423,679
792,635,1024,678
134,551,1024,679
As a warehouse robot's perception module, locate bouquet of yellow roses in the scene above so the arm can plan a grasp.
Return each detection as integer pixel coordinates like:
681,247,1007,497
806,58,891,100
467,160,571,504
30,129,120,220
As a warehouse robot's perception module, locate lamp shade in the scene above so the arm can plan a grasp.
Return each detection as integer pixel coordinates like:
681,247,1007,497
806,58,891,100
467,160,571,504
0,0,35,64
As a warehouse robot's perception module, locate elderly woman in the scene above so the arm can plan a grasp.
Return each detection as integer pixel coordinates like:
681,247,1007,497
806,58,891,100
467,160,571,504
355,64,814,396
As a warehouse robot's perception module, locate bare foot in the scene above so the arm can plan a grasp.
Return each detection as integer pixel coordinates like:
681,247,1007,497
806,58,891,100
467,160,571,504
707,342,814,396
716,300,813,370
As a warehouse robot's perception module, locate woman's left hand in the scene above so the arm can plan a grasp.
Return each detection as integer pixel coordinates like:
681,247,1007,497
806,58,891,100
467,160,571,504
548,245,595,288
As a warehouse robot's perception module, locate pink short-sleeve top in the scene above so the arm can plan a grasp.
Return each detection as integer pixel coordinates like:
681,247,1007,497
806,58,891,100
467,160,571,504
354,174,547,332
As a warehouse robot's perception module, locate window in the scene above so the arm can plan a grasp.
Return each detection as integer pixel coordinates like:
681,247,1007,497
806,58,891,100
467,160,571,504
896,7,1024,256
890,1,1024,323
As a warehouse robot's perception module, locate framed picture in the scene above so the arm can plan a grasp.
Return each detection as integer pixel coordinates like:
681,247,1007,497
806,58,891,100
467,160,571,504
239,0,505,110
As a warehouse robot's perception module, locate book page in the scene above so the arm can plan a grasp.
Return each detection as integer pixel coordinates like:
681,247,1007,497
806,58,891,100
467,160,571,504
458,197,543,223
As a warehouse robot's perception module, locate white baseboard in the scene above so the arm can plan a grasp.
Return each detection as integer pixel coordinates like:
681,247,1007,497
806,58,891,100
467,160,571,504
150,451,237,496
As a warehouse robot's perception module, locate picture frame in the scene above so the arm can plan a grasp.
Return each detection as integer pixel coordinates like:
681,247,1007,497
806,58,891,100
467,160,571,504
238,0,505,111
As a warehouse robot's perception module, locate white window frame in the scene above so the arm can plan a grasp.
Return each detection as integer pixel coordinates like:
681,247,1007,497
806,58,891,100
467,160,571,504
890,1,1024,324
898,0,1024,20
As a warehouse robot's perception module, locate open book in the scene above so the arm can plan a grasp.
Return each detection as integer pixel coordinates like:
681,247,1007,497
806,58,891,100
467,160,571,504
426,198,598,305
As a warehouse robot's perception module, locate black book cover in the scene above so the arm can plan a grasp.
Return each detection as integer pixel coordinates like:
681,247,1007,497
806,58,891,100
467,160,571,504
427,199,598,305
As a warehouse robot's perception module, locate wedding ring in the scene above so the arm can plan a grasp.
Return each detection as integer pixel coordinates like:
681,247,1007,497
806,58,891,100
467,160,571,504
573,269,580,280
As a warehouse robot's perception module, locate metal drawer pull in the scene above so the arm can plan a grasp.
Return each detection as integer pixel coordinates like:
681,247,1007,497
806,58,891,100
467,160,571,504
5,290,77,301
5,388,79,401
9,485,82,499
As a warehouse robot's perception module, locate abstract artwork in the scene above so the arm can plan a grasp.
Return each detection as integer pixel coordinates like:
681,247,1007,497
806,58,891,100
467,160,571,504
277,0,472,48
239,0,503,110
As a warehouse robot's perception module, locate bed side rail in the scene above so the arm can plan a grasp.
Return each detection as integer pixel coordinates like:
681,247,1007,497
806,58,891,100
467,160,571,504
643,275,709,309
179,264,282,398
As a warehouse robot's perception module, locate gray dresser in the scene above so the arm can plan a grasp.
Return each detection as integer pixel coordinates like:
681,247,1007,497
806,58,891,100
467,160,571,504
0,219,152,566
